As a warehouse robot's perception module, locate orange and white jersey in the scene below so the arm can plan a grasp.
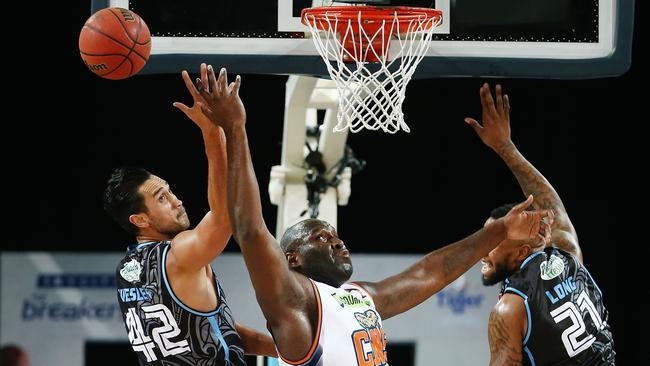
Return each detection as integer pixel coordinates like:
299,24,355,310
276,280,388,366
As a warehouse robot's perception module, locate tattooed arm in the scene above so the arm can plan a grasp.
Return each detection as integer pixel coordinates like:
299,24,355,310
465,84,581,262
495,145,581,261
488,294,526,366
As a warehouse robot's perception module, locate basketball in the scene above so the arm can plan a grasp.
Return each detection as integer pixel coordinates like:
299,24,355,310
79,8,151,80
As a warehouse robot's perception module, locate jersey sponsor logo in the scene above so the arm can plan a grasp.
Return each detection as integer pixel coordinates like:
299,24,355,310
544,276,576,304
331,292,372,308
120,259,142,283
118,287,153,302
540,254,565,280
352,309,387,366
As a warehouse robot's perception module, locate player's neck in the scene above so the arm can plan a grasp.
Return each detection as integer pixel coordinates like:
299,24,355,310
136,232,172,243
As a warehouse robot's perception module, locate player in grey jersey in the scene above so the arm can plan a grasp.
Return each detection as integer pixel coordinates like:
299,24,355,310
104,64,276,365
466,83,615,365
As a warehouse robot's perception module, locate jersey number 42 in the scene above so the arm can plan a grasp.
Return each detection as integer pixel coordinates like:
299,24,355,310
125,304,191,362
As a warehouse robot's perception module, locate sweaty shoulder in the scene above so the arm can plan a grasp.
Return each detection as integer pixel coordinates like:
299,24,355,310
495,293,526,320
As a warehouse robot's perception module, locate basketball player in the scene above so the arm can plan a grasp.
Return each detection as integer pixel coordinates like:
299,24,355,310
1,345,30,366
104,65,275,365
465,83,615,365
196,65,554,366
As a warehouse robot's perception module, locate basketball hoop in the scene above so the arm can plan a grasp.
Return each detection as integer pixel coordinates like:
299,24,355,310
302,6,442,133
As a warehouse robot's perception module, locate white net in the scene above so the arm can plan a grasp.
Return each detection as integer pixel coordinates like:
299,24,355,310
303,7,442,133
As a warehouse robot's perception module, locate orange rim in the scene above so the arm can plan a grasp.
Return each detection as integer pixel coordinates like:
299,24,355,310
301,6,442,31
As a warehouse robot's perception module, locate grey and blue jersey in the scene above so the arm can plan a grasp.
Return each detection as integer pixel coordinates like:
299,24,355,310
501,247,614,365
116,241,246,365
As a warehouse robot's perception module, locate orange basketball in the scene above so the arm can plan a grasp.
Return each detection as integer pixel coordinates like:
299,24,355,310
79,8,151,80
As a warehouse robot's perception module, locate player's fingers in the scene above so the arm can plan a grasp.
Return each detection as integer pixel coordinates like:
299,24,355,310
538,220,552,245
512,195,534,213
180,70,198,95
207,65,218,95
195,78,204,92
200,63,209,93
482,84,497,115
544,209,555,226
231,75,241,95
172,102,190,115
495,84,504,112
464,118,483,134
479,83,490,111
217,68,228,93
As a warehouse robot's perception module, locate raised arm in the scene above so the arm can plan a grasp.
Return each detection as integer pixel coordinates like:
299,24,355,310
465,83,582,262
198,66,317,361
167,64,231,271
357,196,553,320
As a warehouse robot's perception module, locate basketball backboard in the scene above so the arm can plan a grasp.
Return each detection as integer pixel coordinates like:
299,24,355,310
92,0,634,78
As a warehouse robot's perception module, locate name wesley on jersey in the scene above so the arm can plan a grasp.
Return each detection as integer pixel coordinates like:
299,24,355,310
118,287,153,302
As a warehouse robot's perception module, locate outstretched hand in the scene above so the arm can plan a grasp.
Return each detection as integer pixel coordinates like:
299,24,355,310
464,83,512,152
172,63,215,131
196,65,246,130
503,195,554,244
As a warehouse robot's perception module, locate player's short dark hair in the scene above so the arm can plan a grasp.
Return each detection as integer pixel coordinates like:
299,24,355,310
489,203,518,219
103,166,151,235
